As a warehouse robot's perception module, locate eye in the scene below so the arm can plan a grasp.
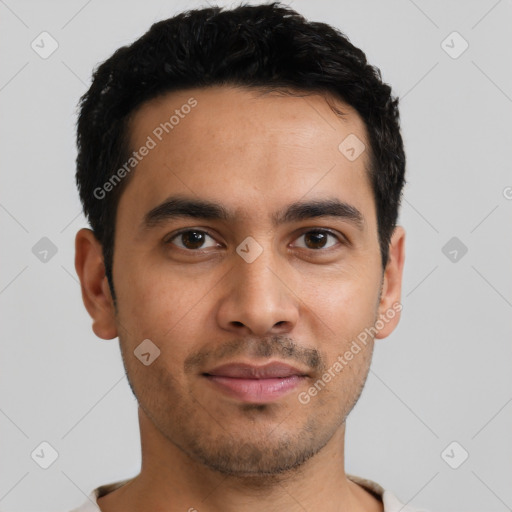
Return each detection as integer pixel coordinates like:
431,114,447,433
165,229,220,251
293,229,343,250
165,228,345,253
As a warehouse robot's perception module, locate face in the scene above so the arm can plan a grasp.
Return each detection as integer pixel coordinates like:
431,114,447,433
76,85,405,477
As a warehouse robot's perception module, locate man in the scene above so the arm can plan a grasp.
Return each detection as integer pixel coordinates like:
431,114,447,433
72,2,427,511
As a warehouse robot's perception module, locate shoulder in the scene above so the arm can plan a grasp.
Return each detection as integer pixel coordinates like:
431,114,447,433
67,478,133,512
96,478,134,498
347,473,433,512
382,489,433,512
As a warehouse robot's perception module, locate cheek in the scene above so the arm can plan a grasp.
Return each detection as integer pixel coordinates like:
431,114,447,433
303,265,380,332
115,255,189,323
115,261,212,363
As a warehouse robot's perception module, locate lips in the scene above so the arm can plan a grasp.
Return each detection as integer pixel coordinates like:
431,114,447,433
202,362,308,403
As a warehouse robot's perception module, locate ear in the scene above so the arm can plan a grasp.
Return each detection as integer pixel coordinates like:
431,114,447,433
74,228,118,340
375,225,406,339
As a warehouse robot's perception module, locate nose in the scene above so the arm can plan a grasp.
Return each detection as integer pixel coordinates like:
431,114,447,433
216,241,299,337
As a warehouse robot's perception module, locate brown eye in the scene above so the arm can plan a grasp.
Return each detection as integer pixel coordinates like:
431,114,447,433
294,230,341,250
167,230,218,250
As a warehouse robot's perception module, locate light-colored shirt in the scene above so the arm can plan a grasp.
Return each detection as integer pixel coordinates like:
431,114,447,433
68,474,431,511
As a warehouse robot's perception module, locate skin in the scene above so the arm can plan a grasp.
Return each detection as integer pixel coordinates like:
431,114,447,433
75,85,405,512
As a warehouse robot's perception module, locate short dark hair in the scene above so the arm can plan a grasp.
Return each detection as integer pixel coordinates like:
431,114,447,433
76,1,406,302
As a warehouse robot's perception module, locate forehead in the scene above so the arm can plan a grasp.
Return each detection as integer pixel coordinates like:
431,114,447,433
119,85,375,229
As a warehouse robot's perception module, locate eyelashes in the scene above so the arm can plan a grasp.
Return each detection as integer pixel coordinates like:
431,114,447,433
165,228,345,253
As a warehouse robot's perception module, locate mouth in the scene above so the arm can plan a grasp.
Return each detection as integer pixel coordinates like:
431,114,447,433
201,362,308,403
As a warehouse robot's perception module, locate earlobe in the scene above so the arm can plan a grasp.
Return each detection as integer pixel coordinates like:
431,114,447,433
74,228,118,340
375,225,406,340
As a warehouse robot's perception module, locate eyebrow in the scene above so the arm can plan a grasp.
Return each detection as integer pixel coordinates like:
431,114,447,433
140,195,365,232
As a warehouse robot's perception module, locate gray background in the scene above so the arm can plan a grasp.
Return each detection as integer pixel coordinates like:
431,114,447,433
1,0,511,510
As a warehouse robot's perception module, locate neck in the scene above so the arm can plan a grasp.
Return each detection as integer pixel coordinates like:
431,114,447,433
97,407,383,512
